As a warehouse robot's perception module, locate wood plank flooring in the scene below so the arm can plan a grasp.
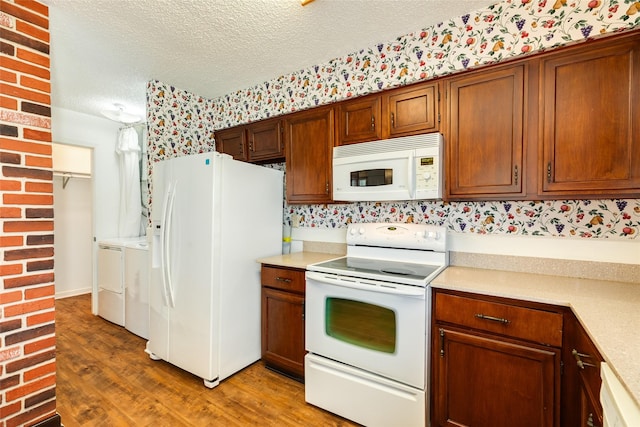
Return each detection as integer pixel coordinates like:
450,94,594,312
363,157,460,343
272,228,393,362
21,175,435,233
55,294,359,426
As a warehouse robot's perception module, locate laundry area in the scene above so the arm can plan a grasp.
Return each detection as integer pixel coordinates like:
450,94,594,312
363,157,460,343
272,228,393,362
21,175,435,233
52,115,150,339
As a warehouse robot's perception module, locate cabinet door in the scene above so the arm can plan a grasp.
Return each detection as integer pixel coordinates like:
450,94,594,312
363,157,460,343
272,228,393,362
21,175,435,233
433,327,559,427
284,107,334,204
247,118,284,162
384,83,439,137
541,34,640,196
215,126,247,161
337,95,381,145
446,64,525,199
261,287,305,379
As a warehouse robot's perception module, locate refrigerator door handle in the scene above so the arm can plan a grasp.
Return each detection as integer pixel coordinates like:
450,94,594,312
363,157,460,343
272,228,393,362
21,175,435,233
161,182,176,308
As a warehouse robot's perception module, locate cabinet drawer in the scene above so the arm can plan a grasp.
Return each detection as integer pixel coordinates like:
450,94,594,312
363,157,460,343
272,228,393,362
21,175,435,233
434,292,563,347
573,321,603,403
261,265,306,293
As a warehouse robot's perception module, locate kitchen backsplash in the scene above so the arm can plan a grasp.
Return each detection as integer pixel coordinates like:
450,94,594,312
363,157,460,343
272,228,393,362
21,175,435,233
146,0,640,240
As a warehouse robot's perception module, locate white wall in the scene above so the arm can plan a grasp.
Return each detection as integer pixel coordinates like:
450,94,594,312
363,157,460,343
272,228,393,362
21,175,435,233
51,107,122,312
53,173,92,297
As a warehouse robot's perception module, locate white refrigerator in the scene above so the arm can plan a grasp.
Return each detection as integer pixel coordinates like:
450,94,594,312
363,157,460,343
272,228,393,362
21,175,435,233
147,151,283,388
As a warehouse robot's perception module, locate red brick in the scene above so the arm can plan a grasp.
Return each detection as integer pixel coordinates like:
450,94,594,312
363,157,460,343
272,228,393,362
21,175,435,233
0,206,22,217
0,82,50,104
0,235,24,247
3,194,53,205
23,336,55,355
3,221,53,233
5,349,54,374
22,128,51,142
0,0,49,30
14,0,48,16
25,182,52,193
15,20,50,45
5,374,55,401
3,165,52,180
1,96,18,109
0,290,23,304
16,47,49,67
25,155,51,168
0,57,49,80
6,401,56,427
0,401,22,419
0,180,22,191
4,272,54,289
0,137,51,155
0,263,23,276
0,69,17,83
5,246,53,261
5,302,54,323
24,285,54,299
26,259,53,271
20,75,50,93
0,27,48,55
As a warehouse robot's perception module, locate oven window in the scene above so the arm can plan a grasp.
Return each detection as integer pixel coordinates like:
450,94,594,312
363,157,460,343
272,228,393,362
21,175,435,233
325,298,396,354
350,169,393,187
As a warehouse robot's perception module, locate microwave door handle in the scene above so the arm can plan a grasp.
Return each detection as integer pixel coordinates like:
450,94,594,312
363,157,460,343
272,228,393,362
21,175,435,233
408,151,416,199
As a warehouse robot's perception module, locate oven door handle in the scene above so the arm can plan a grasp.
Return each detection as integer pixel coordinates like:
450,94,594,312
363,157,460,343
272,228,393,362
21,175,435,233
306,271,425,297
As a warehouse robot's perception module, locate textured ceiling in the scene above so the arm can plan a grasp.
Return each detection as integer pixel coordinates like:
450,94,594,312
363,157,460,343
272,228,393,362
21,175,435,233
43,0,495,122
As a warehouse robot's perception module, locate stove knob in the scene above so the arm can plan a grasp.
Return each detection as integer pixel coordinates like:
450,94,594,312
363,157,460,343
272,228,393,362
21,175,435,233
350,228,357,235
415,231,425,239
427,231,439,240
359,227,365,235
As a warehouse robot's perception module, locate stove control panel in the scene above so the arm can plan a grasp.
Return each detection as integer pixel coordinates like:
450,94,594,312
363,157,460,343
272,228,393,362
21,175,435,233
347,222,447,252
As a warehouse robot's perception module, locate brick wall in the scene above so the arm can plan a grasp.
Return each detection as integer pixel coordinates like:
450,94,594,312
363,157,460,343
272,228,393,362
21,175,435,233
0,1,58,426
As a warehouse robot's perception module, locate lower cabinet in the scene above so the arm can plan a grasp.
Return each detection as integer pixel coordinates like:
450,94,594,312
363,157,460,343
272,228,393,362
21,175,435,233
562,311,604,427
260,265,306,380
431,290,563,427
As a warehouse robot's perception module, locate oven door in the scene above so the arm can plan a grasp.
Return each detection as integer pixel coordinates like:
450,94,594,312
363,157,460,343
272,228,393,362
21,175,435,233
305,270,427,389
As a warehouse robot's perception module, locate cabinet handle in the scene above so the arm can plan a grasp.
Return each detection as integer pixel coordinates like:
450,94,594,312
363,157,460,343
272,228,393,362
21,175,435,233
326,182,329,194
514,165,519,186
587,412,594,427
249,139,254,152
474,313,510,324
371,116,375,131
275,277,292,283
439,328,445,357
547,162,552,183
391,112,395,128
572,349,597,369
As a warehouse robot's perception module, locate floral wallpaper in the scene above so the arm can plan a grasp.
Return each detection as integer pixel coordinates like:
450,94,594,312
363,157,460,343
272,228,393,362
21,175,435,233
146,0,640,239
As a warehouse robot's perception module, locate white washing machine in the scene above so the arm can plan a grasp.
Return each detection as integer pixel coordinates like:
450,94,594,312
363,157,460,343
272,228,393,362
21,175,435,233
97,237,145,327
124,239,149,339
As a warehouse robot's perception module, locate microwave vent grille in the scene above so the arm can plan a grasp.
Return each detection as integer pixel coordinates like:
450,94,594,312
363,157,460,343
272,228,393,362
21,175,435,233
333,133,443,159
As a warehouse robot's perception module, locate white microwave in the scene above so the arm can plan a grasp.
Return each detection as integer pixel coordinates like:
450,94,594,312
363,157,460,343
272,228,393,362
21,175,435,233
333,133,444,202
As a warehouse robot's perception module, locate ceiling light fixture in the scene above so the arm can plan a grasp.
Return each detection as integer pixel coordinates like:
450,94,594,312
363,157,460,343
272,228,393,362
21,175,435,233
301,0,315,5
100,103,141,124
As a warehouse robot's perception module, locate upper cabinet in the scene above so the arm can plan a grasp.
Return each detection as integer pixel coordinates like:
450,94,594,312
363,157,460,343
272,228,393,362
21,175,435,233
284,106,335,204
337,95,382,145
336,82,440,146
540,33,640,198
383,83,440,138
215,125,246,161
246,117,285,162
215,117,285,163
446,63,527,199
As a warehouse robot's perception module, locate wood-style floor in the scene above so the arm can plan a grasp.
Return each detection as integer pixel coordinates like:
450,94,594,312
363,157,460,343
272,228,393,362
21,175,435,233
55,294,359,426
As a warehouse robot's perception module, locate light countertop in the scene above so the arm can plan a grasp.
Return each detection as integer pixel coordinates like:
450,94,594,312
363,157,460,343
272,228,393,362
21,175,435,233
257,251,342,270
431,266,640,408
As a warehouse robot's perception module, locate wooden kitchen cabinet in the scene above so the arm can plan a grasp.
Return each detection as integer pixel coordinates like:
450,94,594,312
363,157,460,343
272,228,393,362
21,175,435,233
261,265,306,380
336,95,382,145
432,290,563,427
246,117,285,162
284,106,334,204
561,311,604,427
215,118,284,163
540,31,640,198
215,125,247,161
445,62,527,199
383,82,440,138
